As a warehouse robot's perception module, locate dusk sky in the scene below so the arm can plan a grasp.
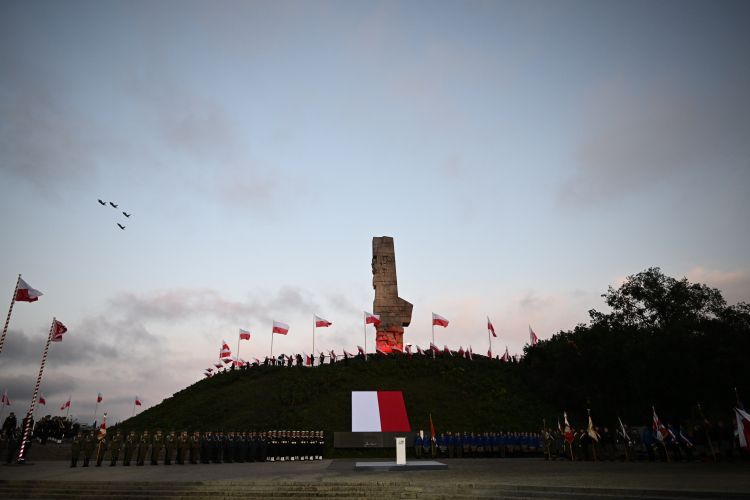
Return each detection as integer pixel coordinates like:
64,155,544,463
1,1,748,424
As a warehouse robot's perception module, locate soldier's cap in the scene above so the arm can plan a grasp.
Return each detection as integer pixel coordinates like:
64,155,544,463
157,429,162,432
170,429,175,432
131,429,135,432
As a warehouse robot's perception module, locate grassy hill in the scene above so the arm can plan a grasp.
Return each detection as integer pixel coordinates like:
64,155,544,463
113,355,558,458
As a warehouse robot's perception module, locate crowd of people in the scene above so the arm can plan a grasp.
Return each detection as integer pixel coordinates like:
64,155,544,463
68,429,325,467
418,419,748,463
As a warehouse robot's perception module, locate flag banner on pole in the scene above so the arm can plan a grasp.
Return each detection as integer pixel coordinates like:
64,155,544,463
15,278,43,302
97,392,102,403
618,416,631,442
529,326,538,345
564,412,575,443
405,345,413,358
1,390,9,405
220,339,231,358
443,345,452,356
652,410,668,442
487,348,492,358
206,368,213,372
98,414,107,440
343,349,352,358
351,391,411,432
391,346,403,353
432,313,449,327
416,345,424,356
239,329,251,340
51,320,67,342
327,349,334,359
304,352,311,366
135,396,142,406
272,321,290,335
458,346,464,356
502,347,510,361
468,346,474,360
736,389,745,412
61,396,71,410
252,357,259,364
39,392,45,405
365,312,381,325
315,316,332,327
213,363,222,369
487,317,496,337
204,372,211,377
587,414,599,442
357,345,365,355
735,407,750,451
429,342,440,353
376,347,387,356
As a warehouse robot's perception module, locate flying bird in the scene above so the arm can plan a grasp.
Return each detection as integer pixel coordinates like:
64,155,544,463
109,202,118,208
98,199,106,205
117,223,125,230
123,212,131,218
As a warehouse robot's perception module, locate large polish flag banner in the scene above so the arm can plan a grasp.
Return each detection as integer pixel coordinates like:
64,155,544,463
432,313,449,327
315,316,332,327
351,391,411,432
16,278,43,302
365,312,381,325
239,329,251,340
272,321,290,335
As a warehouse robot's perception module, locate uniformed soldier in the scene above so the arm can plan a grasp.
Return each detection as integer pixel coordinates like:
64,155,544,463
201,430,212,464
236,431,246,462
164,430,177,465
177,430,188,464
317,431,324,460
70,430,83,467
82,430,96,467
215,430,225,464
281,430,288,461
261,431,269,462
109,429,123,466
462,431,470,458
413,433,422,458
268,431,276,462
225,430,234,463
246,431,256,462
191,430,202,464
123,429,137,466
151,429,164,465
422,433,432,458
137,429,151,466
95,429,107,467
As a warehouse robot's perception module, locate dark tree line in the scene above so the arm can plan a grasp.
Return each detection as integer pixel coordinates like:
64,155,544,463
521,267,749,428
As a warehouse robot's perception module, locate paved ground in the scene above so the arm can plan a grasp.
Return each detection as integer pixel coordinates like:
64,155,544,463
1,459,749,494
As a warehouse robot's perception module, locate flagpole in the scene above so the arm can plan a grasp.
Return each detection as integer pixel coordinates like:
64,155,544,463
313,314,316,361
270,320,274,361
17,317,55,462
237,334,241,367
431,320,435,359
697,402,716,462
0,274,21,357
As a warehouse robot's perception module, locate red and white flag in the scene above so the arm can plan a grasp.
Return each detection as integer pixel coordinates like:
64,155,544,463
735,407,750,452
39,392,46,405
61,396,71,410
327,349,335,359
206,367,213,372
252,357,259,364
135,396,142,406
204,372,211,377
351,391,410,432
343,349,353,358
97,392,102,403
222,357,232,365
652,409,668,442
429,342,440,353
458,346,465,357
432,313,449,327
376,346,387,356
529,326,538,346
391,346,403,354
357,345,365,355
51,320,67,342
315,316,332,327
272,321,289,335
468,346,474,361
214,363,222,369
443,345,452,356
15,278,43,302
487,317,496,337
501,346,510,362
98,414,107,439
564,412,575,443
1,390,9,405
365,312,381,325
416,345,424,356
304,352,312,366
405,345,413,358
487,348,492,358
239,329,251,341
220,339,231,358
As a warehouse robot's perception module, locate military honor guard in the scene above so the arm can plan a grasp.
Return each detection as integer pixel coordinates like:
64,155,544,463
151,429,164,465
177,430,188,464
164,430,176,465
109,429,123,466
82,430,96,467
201,430,212,464
123,430,137,466
137,429,151,466
70,430,83,467
191,430,202,464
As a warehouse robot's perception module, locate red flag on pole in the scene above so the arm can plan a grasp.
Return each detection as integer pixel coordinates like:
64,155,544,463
502,347,510,362
272,321,289,335
443,345,452,356
97,392,102,403
564,412,575,443
239,329,251,341
487,317,496,337
315,316,332,327
1,390,9,405
15,278,43,302
61,396,71,410
364,312,381,325
529,326,538,345
38,392,45,405
432,313,449,327
135,396,142,406
51,320,67,342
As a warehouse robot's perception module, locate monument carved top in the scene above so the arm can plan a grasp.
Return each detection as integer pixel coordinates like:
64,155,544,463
372,237,412,351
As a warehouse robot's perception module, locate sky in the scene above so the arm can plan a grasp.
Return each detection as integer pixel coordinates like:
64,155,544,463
1,0,748,425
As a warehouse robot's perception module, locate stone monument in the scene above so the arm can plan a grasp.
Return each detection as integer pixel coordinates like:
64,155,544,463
372,236,413,352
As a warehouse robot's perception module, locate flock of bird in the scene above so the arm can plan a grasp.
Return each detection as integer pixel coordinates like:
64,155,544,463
98,199,131,230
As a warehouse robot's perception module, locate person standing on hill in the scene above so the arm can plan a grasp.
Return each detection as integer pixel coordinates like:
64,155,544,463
109,429,123,466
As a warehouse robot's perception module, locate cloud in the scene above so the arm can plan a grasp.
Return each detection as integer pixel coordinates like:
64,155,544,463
685,267,750,305
560,77,750,205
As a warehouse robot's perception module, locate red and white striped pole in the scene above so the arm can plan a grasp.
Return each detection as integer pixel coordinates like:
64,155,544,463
17,318,55,463
0,274,21,356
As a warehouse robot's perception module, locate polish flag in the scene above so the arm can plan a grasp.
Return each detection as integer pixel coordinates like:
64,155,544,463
564,412,575,443
458,346,464,357
376,347,387,356
432,313,449,327
487,348,492,358
239,329,251,341
252,357,260,365
351,391,411,432
488,317,496,337
97,392,102,403
214,363,222,369
98,414,107,439
468,346,474,361
365,312,381,325
206,368,213,372
443,345,452,356
357,345,365,356
1,390,9,405
327,349,335,359
61,396,71,410
416,345,424,356
135,396,142,406
272,321,289,335
429,342,440,353
502,346,510,362
391,346,403,354
240,358,248,366
735,407,750,452
51,320,67,342
222,357,232,364
529,326,538,346
15,278,43,302
652,410,668,442
220,339,231,358
405,345,413,358
204,372,211,378
304,352,312,366
39,392,45,405
343,349,353,358
315,316,332,328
